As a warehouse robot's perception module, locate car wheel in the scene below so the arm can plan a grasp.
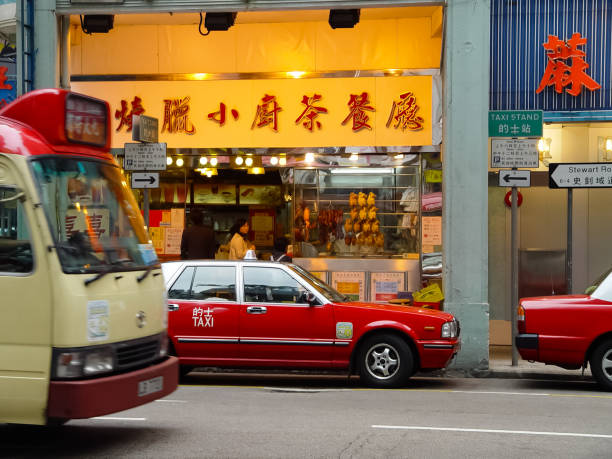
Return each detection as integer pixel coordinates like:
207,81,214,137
358,333,414,388
590,339,612,391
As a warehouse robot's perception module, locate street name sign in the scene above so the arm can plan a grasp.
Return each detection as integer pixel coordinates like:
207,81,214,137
498,169,531,187
549,163,612,188
491,139,539,168
489,110,543,137
131,172,160,189
124,142,167,171
132,115,159,143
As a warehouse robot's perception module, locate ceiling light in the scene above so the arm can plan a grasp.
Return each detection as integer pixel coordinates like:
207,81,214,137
287,71,306,79
235,156,244,166
206,170,213,178
199,156,208,165
176,157,184,167
305,152,315,163
166,156,173,166
80,15,114,34
248,167,265,175
328,9,360,29
270,156,279,166
394,154,404,159
210,157,218,166
349,153,359,161
205,12,237,32
279,156,287,166
245,157,254,167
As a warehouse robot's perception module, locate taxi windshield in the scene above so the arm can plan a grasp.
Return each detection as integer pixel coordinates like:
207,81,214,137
585,266,612,296
288,264,348,303
31,157,158,273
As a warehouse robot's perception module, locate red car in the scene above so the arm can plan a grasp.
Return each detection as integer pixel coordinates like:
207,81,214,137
162,260,460,388
516,267,612,390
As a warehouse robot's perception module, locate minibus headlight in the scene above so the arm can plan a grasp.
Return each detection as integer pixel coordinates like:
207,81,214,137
83,348,114,376
56,347,114,378
441,320,458,338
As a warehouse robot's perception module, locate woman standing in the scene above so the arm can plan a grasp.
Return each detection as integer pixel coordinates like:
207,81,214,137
228,218,255,260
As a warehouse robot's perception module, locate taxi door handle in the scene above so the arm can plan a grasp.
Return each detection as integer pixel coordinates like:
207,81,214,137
168,303,180,311
247,306,267,314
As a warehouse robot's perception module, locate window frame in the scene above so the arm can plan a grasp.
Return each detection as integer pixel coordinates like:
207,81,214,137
240,265,318,306
0,185,35,277
168,264,239,303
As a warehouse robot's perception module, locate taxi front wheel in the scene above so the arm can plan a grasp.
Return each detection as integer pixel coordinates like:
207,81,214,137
590,339,612,391
358,333,413,388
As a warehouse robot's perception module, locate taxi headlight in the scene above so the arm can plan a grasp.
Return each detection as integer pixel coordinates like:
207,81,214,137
56,347,114,378
441,320,458,338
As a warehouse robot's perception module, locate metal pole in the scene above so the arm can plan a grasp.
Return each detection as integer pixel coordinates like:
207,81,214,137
567,188,573,293
143,188,150,229
510,185,519,366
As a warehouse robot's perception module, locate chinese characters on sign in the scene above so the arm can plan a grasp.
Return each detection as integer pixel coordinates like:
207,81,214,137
162,97,196,134
295,94,328,131
252,94,282,131
386,92,424,131
115,96,145,132
114,83,427,135
536,33,601,96
549,163,612,188
342,92,375,131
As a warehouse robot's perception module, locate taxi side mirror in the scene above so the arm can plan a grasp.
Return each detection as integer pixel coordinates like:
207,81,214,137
301,291,317,306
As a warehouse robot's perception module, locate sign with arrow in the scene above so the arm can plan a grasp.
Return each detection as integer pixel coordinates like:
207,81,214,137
131,172,159,189
549,163,612,188
498,170,531,187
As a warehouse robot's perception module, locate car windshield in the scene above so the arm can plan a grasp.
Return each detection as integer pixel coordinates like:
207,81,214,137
288,264,348,303
585,266,612,296
31,157,158,273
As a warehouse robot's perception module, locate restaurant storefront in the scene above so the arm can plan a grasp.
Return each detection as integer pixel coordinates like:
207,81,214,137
68,6,444,303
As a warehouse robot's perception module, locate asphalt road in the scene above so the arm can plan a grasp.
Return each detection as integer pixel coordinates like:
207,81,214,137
2,372,612,459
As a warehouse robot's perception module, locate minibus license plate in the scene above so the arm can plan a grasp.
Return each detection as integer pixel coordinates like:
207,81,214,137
138,376,163,397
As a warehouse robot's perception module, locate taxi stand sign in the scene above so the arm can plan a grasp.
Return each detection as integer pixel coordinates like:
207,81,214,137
489,110,543,138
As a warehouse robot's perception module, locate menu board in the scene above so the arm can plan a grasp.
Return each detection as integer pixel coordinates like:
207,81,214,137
193,184,236,204
370,272,405,302
164,227,183,255
239,185,282,206
249,208,275,247
331,271,366,302
422,216,442,246
171,208,185,229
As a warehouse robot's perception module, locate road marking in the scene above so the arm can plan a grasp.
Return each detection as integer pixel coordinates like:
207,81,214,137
155,399,187,403
372,425,612,439
92,417,147,421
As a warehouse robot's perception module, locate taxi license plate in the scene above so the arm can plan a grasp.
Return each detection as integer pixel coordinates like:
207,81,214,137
138,376,163,397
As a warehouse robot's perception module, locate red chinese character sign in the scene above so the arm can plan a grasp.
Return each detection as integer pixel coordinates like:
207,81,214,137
115,96,145,132
296,94,328,131
536,33,601,97
72,75,435,148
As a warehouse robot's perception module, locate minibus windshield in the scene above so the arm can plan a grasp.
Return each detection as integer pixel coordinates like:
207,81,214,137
31,157,158,273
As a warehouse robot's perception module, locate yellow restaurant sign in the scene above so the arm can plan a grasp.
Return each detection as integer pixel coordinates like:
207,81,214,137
72,75,434,149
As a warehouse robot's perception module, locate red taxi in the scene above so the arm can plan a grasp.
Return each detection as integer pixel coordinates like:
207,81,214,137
516,267,612,390
162,260,460,388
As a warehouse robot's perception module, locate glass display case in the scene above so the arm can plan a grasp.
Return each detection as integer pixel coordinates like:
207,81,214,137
420,152,443,286
292,164,420,259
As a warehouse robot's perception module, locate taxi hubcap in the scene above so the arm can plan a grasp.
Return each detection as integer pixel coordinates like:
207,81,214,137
602,349,612,381
365,343,399,380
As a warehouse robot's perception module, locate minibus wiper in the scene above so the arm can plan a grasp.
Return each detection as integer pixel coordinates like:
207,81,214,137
137,263,161,283
84,265,114,286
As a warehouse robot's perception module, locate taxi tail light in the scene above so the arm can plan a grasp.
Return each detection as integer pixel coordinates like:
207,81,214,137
517,304,526,334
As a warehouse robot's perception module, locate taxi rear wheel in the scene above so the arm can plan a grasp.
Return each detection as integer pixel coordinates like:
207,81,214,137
358,333,413,388
590,339,612,391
